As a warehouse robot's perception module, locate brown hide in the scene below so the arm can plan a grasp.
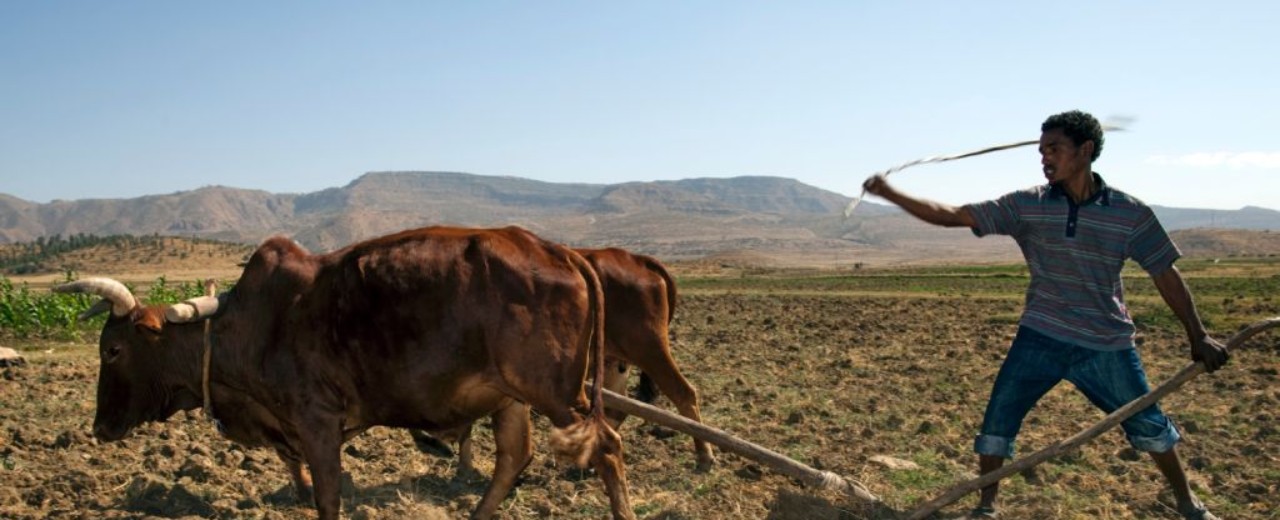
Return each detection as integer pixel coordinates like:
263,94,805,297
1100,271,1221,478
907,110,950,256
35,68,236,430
86,226,634,520
412,246,715,472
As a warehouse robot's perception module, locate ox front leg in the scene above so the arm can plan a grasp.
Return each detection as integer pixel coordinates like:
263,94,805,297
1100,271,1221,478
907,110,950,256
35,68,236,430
297,418,345,520
276,449,315,506
454,423,480,480
471,402,533,520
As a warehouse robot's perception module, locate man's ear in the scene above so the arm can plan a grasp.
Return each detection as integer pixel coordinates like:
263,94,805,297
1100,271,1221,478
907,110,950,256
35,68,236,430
1082,140,1096,161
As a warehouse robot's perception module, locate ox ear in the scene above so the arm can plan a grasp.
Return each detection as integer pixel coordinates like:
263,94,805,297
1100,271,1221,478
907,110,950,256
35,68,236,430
134,310,164,334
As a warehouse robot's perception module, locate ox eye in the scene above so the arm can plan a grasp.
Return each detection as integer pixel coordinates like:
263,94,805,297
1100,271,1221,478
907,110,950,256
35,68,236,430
104,345,122,361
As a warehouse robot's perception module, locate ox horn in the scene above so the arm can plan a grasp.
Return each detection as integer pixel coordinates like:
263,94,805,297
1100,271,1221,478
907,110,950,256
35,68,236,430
164,295,223,323
52,278,139,318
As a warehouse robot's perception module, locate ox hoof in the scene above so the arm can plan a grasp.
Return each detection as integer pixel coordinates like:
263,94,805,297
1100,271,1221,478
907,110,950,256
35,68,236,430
452,465,485,484
694,456,716,473
561,467,595,482
293,485,315,507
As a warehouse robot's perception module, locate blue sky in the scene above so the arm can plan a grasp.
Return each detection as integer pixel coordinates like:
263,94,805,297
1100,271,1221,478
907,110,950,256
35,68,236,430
2,2,1276,210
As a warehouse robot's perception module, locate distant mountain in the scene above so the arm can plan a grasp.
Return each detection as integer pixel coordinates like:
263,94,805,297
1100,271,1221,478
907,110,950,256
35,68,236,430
1169,228,1280,258
1152,205,1280,231
0,194,40,243
2,172,1277,266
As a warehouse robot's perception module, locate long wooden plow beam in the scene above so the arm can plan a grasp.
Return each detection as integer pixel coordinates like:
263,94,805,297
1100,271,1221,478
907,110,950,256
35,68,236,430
907,317,1280,520
601,388,881,504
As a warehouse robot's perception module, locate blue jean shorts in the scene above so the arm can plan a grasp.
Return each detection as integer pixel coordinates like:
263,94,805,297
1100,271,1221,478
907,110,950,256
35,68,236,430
974,326,1180,459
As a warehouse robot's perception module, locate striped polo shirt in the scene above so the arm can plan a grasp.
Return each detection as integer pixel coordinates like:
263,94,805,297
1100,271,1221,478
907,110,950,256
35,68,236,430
963,173,1181,351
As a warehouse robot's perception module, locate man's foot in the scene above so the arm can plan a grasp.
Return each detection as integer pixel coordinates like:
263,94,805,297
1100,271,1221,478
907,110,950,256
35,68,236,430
967,506,998,519
1177,501,1219,520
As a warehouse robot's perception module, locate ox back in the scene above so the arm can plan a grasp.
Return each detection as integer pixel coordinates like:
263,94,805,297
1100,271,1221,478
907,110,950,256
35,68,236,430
77,226,635,520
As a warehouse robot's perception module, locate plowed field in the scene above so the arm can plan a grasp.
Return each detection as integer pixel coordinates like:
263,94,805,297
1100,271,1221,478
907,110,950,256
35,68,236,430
3,263,1279,519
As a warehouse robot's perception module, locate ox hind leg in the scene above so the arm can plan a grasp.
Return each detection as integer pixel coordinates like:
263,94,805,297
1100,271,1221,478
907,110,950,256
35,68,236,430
585,417,635,520
471,402,533,520
631,340,717,472
589,420,635,520
546,409,635,520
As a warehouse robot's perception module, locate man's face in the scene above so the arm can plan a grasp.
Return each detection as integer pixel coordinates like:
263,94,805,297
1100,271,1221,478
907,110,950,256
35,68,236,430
1038,128,1092,185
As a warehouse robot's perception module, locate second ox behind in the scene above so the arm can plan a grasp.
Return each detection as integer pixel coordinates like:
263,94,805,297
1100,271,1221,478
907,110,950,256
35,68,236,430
57,225,636,520
411,247,716,473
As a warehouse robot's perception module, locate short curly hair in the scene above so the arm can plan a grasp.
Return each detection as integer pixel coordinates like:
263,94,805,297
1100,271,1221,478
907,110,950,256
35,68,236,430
1041,110,1104,162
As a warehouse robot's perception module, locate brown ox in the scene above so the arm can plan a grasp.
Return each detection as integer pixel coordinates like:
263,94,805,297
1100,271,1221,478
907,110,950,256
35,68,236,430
410,247,715,473
56,226,635,520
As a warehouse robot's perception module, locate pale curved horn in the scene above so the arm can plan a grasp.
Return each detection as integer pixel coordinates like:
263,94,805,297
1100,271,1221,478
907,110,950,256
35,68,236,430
52,277,138,317
164,295,223,323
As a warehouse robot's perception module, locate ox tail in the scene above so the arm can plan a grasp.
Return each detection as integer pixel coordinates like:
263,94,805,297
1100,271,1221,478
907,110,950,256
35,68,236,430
549,249,615,468
578,249,608,423
647,255,678,326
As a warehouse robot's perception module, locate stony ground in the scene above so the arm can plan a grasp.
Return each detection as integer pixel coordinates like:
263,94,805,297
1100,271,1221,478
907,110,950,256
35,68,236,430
3,276,1279,519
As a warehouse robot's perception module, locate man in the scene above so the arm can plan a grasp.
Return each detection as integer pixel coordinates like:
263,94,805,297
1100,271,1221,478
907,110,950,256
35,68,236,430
862,110,1229,520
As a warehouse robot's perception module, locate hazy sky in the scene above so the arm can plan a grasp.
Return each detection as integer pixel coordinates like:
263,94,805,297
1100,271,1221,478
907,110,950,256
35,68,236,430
3,2,1276,210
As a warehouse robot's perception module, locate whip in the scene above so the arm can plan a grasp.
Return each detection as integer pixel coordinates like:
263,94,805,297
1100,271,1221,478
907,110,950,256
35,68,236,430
843,116,1133,217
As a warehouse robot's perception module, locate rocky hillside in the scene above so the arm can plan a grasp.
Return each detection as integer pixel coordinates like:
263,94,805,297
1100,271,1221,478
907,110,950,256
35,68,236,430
1,172,1276,266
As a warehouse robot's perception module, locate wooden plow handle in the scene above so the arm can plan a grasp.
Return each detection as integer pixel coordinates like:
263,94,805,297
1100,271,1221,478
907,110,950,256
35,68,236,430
601,388,880,503
906,317,1280,520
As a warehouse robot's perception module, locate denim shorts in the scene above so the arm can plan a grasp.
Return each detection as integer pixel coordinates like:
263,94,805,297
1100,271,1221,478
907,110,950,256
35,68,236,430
974,326,1180,459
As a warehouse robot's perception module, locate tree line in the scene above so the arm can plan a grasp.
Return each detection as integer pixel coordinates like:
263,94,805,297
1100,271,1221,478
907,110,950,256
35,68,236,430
0,234,236,274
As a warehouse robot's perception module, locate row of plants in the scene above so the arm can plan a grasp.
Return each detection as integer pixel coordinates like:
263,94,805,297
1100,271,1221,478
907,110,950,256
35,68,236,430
0,274,220,340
